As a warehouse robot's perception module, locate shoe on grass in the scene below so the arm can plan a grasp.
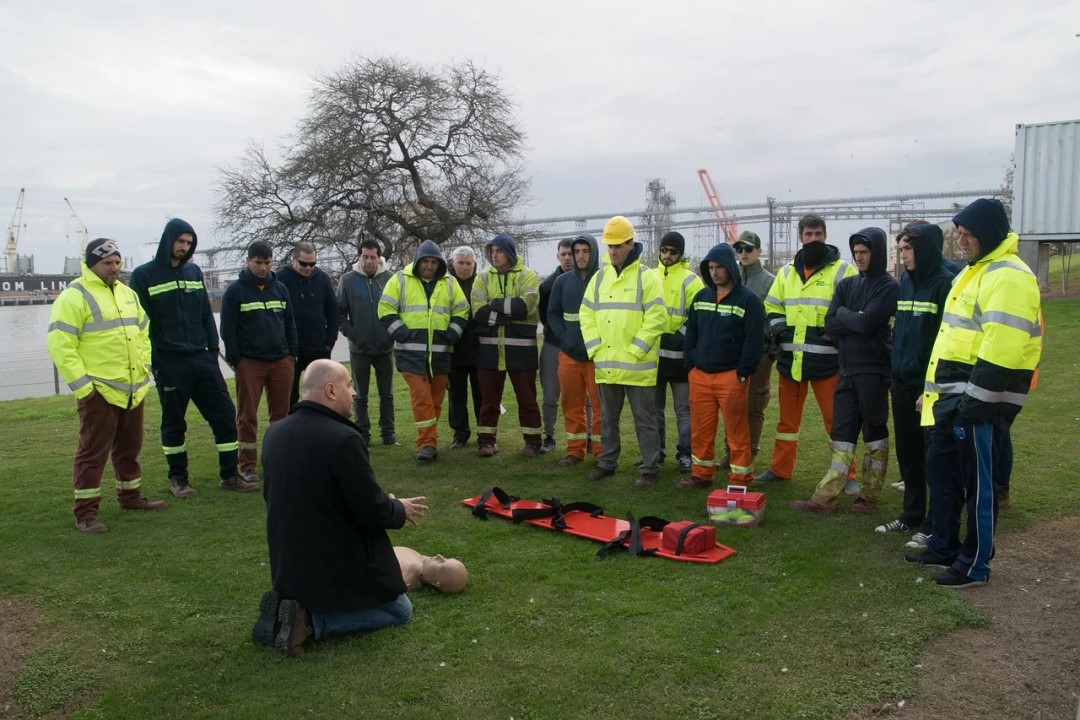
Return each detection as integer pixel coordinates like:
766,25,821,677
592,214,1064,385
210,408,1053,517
849,497,876,514
674,476,713,490
415,445,439,462
890,481,906,491
75,517,108,534
676,457,692,474
587,467,616,482
540,436,556,454
169,474,197,498
478,443,499,458
557,455,582,468
875,519,911,534
754,470,789,484
274,599,311,657
449,438,468,450
120,497,168,511
843,479,860,496
252,590,281,647
934,567,987,588
904,549,953,568
790,499,835,515
634,472,658,488
905,532,930,549
221,473,259,493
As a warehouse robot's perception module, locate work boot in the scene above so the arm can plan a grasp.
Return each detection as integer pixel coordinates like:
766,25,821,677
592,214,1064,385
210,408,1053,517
849,497,877,514
674,476,713,490
478,442,500,458
169,474,197,499
252,590,281,647
274,599,312,657
449,438,469,450
120,497,168,511
676,457,692,475
221,473,259,493
754,469,789,484
540,436,556,454
789,499,835,515
415,445,439,462
75,517,108,534
557,455,582,468
520,441,543,459
634,472,658,488
382,436,401,446
997,489,1012,510
587,467,616,482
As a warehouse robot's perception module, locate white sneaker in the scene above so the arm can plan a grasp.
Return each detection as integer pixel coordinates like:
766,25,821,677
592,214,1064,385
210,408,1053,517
905,532,930,549
843,479,860,496
875,519,911,534
891,481,905,491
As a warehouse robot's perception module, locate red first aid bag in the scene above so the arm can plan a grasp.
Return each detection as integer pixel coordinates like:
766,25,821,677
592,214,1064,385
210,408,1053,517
661,521,716,556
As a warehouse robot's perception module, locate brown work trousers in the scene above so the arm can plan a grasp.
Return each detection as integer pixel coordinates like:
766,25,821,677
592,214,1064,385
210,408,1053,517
235,356,294,473
73,390,145,522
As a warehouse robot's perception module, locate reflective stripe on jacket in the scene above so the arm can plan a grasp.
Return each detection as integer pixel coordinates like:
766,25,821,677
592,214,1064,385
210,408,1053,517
764,250,855,381
378,266,468,376
471,257,540,371
649,259,705,381
921,233,1042,428
579,256,667,387
47,263,152,407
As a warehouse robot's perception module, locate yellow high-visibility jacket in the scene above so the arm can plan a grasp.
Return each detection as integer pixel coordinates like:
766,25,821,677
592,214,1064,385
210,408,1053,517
378,262,468,377
471,257,541,371
764,245,855,381
580,251,667,387
649,258,705,381
922,233,1042,428
47,263,152,408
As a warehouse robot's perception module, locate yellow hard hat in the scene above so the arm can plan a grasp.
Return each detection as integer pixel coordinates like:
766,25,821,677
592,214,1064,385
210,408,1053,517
601,216,636,245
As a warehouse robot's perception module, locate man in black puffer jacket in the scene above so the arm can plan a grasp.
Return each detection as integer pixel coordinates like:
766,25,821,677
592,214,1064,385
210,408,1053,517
792,227,899,515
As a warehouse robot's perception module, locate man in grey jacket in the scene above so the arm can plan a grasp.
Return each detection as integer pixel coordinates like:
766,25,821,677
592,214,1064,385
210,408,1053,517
338,238,397,446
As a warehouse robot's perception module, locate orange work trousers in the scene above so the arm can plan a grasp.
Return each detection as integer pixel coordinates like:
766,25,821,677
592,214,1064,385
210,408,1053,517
558,352,602,460
402,371,449,451
689,368,752,485
768,372,854,480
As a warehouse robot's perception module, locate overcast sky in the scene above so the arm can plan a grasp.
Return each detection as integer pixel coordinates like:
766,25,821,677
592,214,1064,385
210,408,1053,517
2,0,1077,274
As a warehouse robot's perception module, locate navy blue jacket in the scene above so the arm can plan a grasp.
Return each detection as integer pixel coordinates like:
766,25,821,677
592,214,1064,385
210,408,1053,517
277,264,338,355
824,228,900,377
892,224,955,389
539,266,567,346
684,243,764,378
220,268,298,366
547,235,600,363
130,218,219,356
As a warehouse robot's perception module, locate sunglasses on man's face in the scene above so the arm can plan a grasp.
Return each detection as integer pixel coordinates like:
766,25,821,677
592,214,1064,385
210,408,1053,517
659,247,680,256
298,260,317,268
734,245,755,254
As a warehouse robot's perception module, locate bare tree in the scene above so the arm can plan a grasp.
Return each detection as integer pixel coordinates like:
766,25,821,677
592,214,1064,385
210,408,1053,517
216,57,530,270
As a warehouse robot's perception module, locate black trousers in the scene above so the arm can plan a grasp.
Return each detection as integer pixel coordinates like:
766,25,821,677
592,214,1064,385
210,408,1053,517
290,349,332,409
155,350,238,481
831,373,890,444
447,364,480,443
891,383,929,530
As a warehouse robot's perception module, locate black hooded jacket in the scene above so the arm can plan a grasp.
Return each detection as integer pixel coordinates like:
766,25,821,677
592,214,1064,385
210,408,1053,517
823,227,900,376
891,224,956,389
130,218,219,356
547,235,600,363
220,267,298,366
277,262,338,356
684,243,764,377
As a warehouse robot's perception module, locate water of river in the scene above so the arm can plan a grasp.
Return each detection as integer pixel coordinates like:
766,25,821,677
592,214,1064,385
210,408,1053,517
0,305,349,401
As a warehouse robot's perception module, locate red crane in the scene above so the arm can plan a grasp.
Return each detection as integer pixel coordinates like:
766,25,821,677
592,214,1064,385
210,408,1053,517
697,169,738,244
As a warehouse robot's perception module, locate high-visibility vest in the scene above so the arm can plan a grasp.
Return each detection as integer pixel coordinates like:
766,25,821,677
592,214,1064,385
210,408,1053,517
47,263,152,408
921,233,1042,426
579,257,667,387
764,258,855,381
378,266,468,376
650,260,705,379
471,258,541,371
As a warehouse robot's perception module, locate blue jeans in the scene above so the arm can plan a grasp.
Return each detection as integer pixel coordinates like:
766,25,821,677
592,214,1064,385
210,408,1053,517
311,593,412,639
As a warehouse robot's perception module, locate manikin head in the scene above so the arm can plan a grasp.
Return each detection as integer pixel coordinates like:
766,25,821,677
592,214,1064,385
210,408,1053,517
421,554,468,593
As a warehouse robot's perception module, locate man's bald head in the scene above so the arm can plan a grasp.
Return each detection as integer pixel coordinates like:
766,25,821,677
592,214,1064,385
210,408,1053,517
301,359,355,418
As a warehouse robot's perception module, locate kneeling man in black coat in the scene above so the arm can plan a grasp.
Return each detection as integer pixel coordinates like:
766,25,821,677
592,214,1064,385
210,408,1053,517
253,359,427,656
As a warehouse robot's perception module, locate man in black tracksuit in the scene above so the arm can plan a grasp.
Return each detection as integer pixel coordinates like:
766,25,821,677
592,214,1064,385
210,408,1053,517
875,224,954,542
277,242,338,409
131,219,253,496
537,239,573,453
791,227,899,515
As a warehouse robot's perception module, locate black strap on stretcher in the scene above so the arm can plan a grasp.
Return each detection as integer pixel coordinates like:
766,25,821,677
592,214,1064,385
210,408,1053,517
674,522,704,556
595,513,669,559
470,486,519,520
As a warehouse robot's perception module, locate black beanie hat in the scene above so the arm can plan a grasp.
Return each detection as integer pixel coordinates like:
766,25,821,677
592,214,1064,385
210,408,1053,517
85,238,121,268
659,231,685,254
953,199,1010,257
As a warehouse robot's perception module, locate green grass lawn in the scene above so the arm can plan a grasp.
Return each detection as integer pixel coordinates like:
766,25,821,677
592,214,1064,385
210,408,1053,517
2,299,1078,720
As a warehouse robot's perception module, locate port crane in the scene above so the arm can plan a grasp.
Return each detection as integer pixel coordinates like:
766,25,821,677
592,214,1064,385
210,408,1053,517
65,197,90,251
5,188,26,274
696,169,738,244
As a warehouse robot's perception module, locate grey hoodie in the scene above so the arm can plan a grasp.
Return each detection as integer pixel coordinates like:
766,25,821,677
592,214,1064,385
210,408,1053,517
338,256,393,355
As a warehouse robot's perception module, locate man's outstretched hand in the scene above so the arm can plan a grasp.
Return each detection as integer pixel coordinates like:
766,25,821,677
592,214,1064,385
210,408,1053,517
397,496,429,526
